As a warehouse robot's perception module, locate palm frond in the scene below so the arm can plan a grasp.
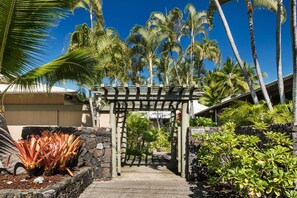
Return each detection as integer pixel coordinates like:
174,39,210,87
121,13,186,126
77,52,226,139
10,49,96,91
0,0,75,78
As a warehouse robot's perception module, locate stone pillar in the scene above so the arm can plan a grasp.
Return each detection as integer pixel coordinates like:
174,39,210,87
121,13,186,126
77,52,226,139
110,102,117,177
181,101,189,178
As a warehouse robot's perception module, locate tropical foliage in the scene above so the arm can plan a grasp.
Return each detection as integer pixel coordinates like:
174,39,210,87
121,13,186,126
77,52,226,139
219,100,293,128
126,113,171,163
195,122,297,197
10,131,81,176
190,116,217,127
199,58,258,106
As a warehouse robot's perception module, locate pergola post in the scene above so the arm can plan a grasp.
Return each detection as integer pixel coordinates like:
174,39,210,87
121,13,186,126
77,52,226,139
117,113,121,175
181,101,189,178
109,102,117,178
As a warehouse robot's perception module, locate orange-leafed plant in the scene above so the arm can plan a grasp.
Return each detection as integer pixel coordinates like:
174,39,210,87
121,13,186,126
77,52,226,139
40,131,82,176
11,135,47,175
11,131,82,176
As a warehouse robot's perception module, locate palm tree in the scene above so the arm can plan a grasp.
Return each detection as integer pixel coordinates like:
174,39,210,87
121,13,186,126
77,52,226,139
184,4,209,85
246,0,273,110
0,0,96,173
252,0,287,103
199,73,225,106
156,56,174,86
176,57,191,85
148,8,184,85
127,25,167,85
208,0,259,105
291,0,297,123
276,0,286,104
214,58,249,96
189,38,221,83
71,0,103,30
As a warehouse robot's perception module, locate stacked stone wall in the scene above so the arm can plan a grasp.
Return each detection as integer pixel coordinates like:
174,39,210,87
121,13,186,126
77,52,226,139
22,126,112,180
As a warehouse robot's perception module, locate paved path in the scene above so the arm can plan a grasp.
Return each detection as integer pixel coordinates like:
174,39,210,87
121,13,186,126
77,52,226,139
79,165,196,198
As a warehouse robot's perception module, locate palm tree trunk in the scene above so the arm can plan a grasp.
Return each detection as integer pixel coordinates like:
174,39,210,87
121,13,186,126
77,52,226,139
170,51,181,86
90,6,93,30
291,0,297,123
190,26,195,86
247,1,273,110
89,89,96,127
276,0,286,104
213,0,259,105
149,56,153,85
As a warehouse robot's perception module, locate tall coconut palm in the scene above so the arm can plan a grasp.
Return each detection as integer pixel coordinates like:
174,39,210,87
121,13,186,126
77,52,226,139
184,4,209,85
246,0,273,110
291,0,297,123
0,0,96,173
207,0,259,105
127,25,167,85
275,0,286,104
253,0,287,103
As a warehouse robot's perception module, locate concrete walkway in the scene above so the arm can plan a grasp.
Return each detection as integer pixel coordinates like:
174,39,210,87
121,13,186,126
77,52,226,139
79,165,195,198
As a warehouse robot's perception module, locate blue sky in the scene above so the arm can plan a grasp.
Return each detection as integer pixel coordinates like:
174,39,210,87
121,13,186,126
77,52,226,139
44,0,293,85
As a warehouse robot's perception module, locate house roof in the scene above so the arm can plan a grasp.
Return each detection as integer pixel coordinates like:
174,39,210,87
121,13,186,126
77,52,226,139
0,84,77,94
196,74,293,116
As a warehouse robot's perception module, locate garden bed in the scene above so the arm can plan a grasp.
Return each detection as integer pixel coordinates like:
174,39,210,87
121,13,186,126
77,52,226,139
0,166,94,198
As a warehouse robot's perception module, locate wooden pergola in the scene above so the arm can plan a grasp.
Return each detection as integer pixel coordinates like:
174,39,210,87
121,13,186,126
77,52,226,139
94,84,203,178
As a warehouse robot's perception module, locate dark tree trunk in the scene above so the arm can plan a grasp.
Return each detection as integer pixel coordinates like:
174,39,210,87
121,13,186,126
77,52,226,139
291,0,297,122
247,1,273,110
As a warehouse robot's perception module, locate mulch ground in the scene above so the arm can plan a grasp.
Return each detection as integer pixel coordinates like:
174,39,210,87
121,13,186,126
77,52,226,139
0,172,67,189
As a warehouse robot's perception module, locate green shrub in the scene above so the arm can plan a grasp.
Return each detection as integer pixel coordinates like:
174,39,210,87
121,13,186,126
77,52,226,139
149,129,170,152
195,122,297,197
190,116,217,127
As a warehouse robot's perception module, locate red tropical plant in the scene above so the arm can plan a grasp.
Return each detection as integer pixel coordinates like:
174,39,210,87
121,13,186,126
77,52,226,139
9,131,81,176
